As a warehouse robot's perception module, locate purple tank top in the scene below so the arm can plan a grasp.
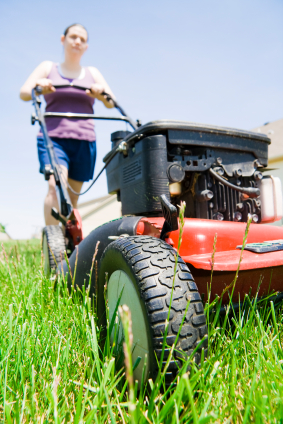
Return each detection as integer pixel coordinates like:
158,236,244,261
40,63,96,141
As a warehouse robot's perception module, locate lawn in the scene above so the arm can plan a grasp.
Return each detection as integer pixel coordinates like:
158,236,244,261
1,238,283,423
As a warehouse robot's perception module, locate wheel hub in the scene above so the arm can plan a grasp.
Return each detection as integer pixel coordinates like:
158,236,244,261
107,270,150,382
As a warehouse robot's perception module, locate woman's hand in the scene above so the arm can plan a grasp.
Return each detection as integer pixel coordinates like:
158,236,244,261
86,83,114,107
35,78,56,95
86,83,105,99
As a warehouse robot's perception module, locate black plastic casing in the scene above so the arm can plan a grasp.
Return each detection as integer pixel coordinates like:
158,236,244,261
106,134,170,215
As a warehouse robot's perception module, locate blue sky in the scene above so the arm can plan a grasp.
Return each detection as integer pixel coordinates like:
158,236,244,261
0,0,282,239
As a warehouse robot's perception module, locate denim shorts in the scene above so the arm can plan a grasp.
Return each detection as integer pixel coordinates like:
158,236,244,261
37,136,96,182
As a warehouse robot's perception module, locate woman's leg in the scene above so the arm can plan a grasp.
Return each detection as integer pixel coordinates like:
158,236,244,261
67,178,84,209
44,166,83,225
44,165,68,225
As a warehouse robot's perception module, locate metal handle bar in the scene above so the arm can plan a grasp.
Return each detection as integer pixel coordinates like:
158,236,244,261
50,84,112,102
52,84,111,101
43,112,134,126
31,87,73,217
35,84,137,130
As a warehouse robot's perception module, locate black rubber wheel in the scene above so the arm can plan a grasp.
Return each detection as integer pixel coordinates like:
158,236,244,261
98,235,208,384
42,225,66,275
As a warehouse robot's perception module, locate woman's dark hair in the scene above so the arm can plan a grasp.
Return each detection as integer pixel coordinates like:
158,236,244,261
64,24,88,40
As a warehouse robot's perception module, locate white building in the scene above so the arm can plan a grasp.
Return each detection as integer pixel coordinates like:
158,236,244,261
253,118,283,225
253,118,283,172
0,230,12,241
78,194,121,237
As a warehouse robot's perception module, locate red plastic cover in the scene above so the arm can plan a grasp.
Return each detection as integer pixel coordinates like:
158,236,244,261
136,217,283,271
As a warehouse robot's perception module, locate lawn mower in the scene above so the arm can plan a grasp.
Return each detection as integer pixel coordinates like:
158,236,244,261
31,85,283,384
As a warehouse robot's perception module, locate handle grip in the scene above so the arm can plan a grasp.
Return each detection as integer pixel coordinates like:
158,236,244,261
53,84,88,91
35,84,90,93
36,83,114,101
50,84,116,105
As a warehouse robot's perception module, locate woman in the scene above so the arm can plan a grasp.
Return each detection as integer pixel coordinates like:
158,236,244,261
20,23,115,225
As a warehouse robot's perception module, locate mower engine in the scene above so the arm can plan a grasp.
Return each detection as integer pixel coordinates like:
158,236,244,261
105,121,282,224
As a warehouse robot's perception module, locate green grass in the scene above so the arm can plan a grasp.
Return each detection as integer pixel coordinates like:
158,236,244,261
1,239,283,423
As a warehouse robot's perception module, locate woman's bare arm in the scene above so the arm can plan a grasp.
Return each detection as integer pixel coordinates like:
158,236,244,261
87,67,115,108
20,61,53,101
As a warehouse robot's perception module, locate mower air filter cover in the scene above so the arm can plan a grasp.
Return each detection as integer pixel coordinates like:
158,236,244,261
257,176,283,223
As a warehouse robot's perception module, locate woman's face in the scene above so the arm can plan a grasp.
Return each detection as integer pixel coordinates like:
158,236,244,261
61,26,88,58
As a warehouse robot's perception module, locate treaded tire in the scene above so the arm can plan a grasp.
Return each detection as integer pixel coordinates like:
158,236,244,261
98,235,208,384
42,225,66,276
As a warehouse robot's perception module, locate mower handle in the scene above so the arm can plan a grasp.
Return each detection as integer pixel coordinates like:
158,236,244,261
35,83,114,106
35,84,138,130
31,83,139,219
53,84,113,103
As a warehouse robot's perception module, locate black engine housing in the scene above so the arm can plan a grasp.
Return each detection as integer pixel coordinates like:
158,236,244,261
105,121,270,223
